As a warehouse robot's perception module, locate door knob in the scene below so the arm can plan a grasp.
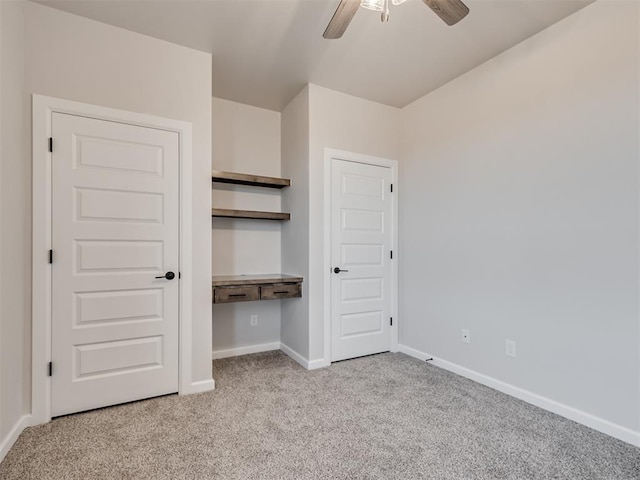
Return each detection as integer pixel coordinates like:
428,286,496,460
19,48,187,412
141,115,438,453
156,271,176,280
333,267,349,274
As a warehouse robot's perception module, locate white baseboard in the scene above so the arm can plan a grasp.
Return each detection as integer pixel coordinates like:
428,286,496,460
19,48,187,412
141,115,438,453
308,358,331,370
210,342,330,371
0,414,31,464
398,344,430,361
279,343,330,370
279,342,309,368
398,344,640,447
183,378,215,395
212,342,281,360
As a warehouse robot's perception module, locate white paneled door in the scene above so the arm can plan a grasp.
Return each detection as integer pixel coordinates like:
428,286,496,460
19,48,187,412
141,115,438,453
51,113,180,417
331,159,393,362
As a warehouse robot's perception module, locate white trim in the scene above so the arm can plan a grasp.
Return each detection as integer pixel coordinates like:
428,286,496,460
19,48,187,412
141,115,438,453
32,95,197,424
397,344,432,361
178,121,195,396
188,379,216,394
0,415,32,463
323,148,399,363
32,96,52,425
212,342,281,360
278,342,327,370
307,358,331,370
398,344,640,448
323,156,332,364
280,342,308,368
211,342,330,370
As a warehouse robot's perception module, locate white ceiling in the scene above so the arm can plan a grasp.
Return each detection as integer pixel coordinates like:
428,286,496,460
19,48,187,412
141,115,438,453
36,0,595,111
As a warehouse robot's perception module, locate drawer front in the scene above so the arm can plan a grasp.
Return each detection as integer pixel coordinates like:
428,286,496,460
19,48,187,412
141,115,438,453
214,286,260,304
260,283,302,301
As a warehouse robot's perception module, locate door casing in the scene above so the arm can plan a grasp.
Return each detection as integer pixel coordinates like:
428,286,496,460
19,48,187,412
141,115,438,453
32,95,198,425
323,148,399,365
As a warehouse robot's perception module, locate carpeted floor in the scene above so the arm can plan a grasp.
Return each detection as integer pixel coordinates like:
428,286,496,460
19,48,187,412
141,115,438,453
0,351,638,479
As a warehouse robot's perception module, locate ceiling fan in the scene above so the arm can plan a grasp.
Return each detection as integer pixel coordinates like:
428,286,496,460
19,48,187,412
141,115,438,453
323,0,469,39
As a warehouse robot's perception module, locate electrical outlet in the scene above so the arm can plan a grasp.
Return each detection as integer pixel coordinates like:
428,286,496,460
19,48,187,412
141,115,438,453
506,339,516,357
461,329,470,344
250,314,258,326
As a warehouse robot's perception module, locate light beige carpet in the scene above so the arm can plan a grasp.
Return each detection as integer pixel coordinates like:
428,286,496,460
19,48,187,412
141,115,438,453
0,351,638,479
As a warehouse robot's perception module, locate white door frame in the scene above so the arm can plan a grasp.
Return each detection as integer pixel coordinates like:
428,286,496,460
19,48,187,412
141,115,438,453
323,148,399,364
32,95,194,425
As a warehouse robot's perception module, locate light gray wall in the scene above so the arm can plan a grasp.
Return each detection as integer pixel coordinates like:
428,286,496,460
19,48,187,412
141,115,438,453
1,1,214,455
24,1,213,385
212,97,282,353
0,0,29,444
400,0,639,432
307,84,401,361
281,86,310,358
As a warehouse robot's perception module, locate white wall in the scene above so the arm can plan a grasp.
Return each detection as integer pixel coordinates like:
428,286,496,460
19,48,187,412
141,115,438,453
280,85,402,367
1,0,214,458
400,0,639,438
25,1,213,385
0,0,29,451
281,86,310,359
307,84,401,362
1,0,636,459
212,97,282,354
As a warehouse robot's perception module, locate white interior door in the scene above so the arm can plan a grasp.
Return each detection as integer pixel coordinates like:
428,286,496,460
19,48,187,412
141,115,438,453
51,113,180,417
331,159,393,362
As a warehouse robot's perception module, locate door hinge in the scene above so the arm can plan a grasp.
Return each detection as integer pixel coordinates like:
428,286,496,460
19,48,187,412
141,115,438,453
390,317,393,326
48,137,53,153
390,250,393,260
49,249,53,264
48,362,53,377
390,183,393,193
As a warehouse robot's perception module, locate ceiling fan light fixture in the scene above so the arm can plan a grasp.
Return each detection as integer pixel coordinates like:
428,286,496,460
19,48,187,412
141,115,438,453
324,0,469,39
360,0,384,12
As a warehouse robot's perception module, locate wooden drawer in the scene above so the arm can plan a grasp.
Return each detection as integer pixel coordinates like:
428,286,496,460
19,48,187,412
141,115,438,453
260,283,301,300
213,285,260,304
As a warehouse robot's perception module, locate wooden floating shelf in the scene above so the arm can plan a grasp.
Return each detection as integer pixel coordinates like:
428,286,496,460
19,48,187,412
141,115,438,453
211,208,290,221
212,170,290,189
212,273,303,287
